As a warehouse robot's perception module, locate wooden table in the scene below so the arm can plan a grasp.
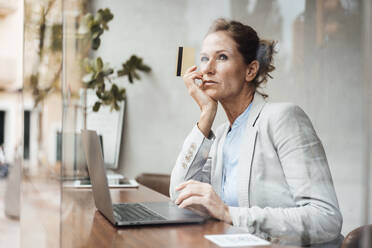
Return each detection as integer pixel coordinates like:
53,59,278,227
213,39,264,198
60,185,291,248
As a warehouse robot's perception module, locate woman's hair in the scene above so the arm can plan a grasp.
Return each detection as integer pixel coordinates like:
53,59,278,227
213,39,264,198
207,18,276,93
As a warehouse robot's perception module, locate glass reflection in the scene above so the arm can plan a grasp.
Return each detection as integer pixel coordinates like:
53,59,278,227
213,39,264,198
0,0,22,246
57,0,371,247
21,0,62,246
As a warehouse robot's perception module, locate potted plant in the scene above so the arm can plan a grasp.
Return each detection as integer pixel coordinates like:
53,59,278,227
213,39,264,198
79,8,151,112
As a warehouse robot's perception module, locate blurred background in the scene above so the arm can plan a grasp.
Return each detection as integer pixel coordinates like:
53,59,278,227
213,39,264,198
0,0,371,247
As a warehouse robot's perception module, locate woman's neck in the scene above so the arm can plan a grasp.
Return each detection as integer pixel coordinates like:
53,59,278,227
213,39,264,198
221,88,254,126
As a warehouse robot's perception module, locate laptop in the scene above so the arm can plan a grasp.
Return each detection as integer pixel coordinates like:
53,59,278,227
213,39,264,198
81,129,207,226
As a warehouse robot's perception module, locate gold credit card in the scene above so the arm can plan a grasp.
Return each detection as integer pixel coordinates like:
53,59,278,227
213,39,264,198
176,46,195,77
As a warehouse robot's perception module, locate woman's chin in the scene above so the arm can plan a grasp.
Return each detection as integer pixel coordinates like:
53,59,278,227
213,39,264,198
203,89,220,100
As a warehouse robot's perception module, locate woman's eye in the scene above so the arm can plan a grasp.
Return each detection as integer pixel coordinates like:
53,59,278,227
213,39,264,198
218,54,228,60
200,56,209,62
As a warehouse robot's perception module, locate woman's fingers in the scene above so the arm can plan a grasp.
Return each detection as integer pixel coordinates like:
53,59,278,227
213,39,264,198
185,65,197,74
183,66,199,80
183,72,202,86
174,180,229,221
183,66,202,86
178,195,206,209
175,183,207,205
187,74,202,85
181,66,217,124
175,179,198,191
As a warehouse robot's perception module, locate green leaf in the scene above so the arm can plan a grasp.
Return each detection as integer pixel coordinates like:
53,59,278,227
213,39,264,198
84,60,93,73
93,101,101,112
111,83,119,92
102,23,109,30
92,29,103,39
94,12,103,23
99,8,114,30
128,72,133,83
113,102,120,111
117,66,128,77
92,37,101,50
111,84,120,98
101,91,110,101
96,57,103,71
83,13,94,26
137,64,151,72
90,23,101,34
101,8,114,22
117,70,124,77
103,68,114,76
133,71,140,80
96,90,102,99
118,55,151,83
98,82,105,92
119,88,126,100
95,73,104,86
87,79,96,89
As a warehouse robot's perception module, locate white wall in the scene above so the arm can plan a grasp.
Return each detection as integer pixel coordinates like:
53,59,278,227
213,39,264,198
91,0,371,235
93,0,231,179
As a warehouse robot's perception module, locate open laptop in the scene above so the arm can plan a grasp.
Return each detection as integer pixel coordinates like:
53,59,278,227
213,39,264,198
81,129,207,226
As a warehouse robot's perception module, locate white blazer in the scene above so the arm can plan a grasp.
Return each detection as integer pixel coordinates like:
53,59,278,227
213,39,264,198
170,92,343,247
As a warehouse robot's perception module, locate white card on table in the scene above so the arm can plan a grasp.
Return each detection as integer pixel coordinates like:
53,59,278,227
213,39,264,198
204,233,270,247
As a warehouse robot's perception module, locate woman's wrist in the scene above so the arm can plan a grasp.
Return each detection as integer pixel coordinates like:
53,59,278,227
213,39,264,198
201,101,217,114
198,106,216,138
223,205,232,224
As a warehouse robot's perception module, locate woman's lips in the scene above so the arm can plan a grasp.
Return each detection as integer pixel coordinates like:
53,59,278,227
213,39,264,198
203,80,218,86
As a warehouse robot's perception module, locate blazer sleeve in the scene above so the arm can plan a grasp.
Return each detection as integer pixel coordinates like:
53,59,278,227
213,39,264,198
169,124,215,201
229,104,343,246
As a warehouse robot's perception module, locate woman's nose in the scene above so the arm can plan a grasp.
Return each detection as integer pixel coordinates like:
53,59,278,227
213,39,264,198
201,60,216,75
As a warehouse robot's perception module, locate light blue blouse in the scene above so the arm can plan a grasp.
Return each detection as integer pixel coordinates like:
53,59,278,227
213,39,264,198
221,103,252,206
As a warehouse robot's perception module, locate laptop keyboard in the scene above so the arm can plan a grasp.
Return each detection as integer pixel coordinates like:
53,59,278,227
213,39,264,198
113,203,166,222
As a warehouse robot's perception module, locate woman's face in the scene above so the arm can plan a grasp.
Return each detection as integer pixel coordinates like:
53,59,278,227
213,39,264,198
200,31,249,102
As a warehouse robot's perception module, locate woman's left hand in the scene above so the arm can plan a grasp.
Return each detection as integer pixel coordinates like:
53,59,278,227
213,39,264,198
175,180,232,224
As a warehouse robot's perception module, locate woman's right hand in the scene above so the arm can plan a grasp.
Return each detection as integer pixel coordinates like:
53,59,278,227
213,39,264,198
183,66,216,112
183,66,217,137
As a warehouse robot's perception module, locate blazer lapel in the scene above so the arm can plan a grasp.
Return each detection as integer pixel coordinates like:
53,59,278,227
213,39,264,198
237,92,266,207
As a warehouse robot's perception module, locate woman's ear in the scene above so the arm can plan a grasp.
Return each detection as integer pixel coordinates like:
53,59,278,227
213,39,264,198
245,60,260,82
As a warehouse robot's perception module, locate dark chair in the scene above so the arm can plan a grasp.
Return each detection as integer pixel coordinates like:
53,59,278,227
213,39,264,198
341,224,372,248
135,173,170,197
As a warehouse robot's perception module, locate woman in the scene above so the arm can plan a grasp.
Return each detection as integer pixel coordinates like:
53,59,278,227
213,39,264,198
169,19,343,247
